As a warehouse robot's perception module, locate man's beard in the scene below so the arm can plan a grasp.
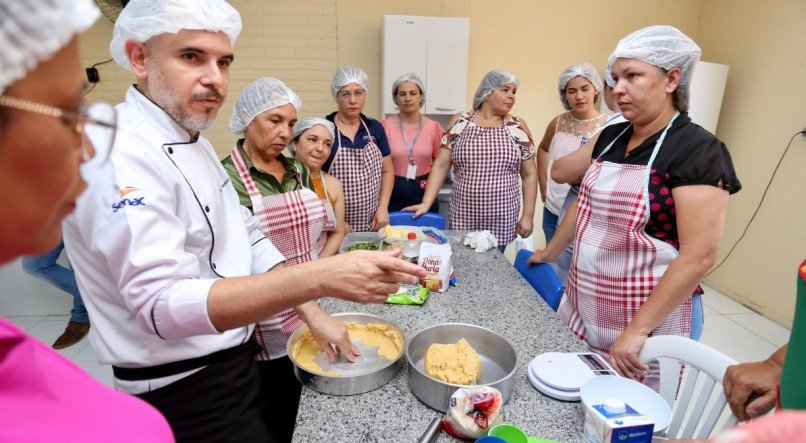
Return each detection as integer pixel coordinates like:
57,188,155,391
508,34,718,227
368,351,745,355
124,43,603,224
147,68,222,133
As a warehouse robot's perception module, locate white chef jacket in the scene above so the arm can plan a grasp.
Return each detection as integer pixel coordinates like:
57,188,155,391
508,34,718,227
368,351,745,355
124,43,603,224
63,86,285,394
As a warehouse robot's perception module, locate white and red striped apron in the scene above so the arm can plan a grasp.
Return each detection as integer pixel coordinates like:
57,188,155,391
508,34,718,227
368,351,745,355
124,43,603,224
558,113,690,385
328,119,383,232
231,146,336,360
450,112,521,245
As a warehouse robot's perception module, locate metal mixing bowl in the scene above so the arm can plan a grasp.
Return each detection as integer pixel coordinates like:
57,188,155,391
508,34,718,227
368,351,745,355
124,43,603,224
287,312,405,395
406,323,518,412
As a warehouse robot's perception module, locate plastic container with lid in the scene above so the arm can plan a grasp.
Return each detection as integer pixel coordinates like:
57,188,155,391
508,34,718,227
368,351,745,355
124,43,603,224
339,232,385,254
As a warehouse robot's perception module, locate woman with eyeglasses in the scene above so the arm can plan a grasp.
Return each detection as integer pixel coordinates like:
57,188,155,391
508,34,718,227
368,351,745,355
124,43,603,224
0,0,171,440
324,67,393,232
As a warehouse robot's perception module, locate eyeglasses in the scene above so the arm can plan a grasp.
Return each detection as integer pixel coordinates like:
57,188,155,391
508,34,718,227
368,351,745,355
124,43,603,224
0,95,117,168
337,89,365,101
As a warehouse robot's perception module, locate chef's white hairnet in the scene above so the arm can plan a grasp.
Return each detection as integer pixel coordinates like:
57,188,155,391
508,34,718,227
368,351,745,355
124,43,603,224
228,77,301,135
0,0,100,94
392,72,425,108
557,63,603,111
110,0,242,72
331,67,368,100
288,117,336,155
472,70,519,110
605,25,701,112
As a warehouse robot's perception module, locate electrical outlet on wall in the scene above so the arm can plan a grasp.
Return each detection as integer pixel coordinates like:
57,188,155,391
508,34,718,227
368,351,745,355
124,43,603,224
86,67,100,83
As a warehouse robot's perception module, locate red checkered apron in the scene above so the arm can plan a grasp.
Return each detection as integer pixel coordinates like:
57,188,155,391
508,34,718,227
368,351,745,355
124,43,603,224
450,112,521,245
558,113,690,386
231,147,336,360
328,119,383,232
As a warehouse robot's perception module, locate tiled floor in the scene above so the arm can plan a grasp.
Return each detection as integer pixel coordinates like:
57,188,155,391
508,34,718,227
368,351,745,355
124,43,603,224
5,284,791,386
7,314,114,386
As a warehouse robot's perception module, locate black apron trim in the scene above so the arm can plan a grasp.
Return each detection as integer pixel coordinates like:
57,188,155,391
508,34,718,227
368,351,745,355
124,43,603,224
112,340,259,381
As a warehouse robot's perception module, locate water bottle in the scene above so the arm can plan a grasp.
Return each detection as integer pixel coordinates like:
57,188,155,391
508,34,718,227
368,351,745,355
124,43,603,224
402,232,420,264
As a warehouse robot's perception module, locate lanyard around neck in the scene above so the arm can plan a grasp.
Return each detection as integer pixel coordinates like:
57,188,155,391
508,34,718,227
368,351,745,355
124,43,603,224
397,114,423,165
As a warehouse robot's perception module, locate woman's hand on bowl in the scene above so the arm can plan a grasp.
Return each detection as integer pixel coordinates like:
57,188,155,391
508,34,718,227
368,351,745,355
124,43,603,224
307,312,361,363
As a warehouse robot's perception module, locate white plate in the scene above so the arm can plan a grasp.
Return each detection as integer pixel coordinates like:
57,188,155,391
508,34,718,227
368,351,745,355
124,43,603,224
379,225,426,244
580,375,672,432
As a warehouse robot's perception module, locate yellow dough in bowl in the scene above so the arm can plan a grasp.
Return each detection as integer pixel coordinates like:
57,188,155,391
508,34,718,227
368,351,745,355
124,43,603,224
291,322,403,376
424,338,481,385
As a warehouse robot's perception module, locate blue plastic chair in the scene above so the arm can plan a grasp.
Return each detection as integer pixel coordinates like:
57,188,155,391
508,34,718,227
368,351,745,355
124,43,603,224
389,211,446,230
514,249,564,311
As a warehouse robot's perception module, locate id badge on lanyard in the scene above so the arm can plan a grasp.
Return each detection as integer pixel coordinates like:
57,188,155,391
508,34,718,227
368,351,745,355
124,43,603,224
399,115,422,180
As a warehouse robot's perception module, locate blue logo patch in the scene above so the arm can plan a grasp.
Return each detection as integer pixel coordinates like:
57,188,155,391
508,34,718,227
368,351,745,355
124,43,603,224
112,197,146,213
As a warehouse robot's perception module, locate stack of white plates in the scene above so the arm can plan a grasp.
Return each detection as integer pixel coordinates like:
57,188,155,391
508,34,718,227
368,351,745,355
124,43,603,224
527,352,618,401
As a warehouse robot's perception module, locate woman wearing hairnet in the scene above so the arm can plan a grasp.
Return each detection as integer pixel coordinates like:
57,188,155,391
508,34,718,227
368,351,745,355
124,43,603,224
380,73,443,212
407,70,538,250
324,67,393,232
536,63,607,244
0,0,171,440
552,26,741,383
222,78,357,441
290,117,348,254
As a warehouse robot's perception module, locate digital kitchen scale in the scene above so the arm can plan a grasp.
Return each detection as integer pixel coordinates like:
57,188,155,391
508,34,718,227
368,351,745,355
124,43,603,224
527,352,618,401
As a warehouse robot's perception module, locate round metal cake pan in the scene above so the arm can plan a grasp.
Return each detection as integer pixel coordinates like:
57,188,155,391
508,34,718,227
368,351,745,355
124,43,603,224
406,323,518,412
287,312,405,395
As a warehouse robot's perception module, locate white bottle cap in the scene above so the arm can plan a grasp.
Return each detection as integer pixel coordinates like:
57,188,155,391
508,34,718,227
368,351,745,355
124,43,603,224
603,398,626,414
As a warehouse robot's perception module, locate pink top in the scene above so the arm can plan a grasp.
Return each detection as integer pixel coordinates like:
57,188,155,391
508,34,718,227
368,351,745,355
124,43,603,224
0,317,174,442
381,115,442,177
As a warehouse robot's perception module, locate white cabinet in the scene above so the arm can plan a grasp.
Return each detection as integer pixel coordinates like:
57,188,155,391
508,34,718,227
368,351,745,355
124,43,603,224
381,15,470,118
688,61,729,135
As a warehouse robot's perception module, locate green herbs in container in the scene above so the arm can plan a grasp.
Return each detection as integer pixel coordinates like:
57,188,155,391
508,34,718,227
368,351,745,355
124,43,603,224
386,284,430,305
339,232,384,254
346,242,379,251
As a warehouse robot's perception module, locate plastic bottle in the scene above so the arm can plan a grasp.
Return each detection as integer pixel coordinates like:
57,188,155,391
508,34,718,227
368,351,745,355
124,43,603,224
402,232,420,264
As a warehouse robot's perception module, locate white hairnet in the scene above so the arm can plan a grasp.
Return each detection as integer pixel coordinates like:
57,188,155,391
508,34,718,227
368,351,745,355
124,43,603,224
392,72,425,108
0,0,100,94
292,118,335,141
472,70,519,110
288,118,336,155
605,25,701,112
110,0,242,71
557,63,603,111
331,67,368,100
228,77,301,135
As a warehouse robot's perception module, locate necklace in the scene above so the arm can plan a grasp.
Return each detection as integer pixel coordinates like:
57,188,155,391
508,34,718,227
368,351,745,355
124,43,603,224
561,112,605,140
570,113,601,123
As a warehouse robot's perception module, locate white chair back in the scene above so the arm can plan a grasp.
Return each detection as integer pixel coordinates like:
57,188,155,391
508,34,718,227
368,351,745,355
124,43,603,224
638,335,739,439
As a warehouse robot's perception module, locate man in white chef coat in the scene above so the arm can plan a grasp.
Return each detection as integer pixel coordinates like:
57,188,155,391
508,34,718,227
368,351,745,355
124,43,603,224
62,1,423,441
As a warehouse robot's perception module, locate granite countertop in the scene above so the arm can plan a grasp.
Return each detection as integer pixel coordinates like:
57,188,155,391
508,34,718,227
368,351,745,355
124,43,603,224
292,232,587,442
